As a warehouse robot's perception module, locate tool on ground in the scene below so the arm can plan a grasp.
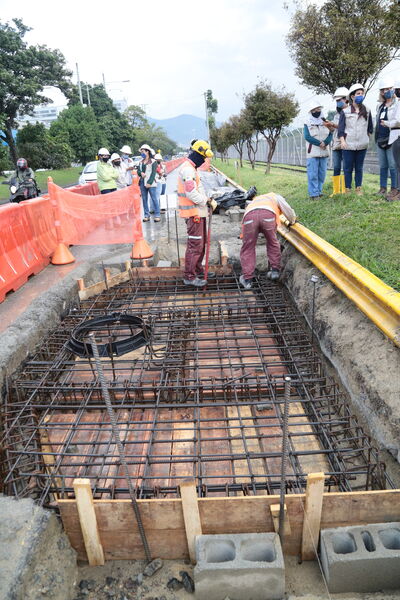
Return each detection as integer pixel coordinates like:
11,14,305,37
88,333,152,563
174,208,180,265
203,206,213,283
278,376,291,545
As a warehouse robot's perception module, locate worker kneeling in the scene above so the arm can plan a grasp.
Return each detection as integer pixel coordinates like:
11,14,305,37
177,140,217,287
239,192,296,289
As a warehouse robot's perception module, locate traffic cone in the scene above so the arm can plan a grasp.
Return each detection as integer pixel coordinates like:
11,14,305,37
131,238,153,259
51,243,75,265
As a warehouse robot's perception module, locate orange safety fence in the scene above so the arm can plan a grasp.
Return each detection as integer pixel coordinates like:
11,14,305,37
165,157,186,173
0,203,49,302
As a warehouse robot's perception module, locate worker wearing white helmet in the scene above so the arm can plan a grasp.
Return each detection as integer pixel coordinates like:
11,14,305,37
110,153,127,190
330,87,349,195
303,100,333,200
96,148,118,194
338,84,373,195
375,79,399,200
119,145,135,185
137,144,160,222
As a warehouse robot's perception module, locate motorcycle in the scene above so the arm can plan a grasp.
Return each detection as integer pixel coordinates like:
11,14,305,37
2,176,41,203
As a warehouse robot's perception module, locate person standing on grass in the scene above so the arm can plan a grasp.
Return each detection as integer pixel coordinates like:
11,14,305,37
375,79,399,201
389,80,400,202
96,148,118,194
303,101,333,200
330,87,349,194
338,84,373,195
239,192,296,289
137,144,160,222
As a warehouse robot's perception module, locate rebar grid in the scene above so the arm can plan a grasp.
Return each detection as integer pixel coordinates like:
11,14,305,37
0,273,391,504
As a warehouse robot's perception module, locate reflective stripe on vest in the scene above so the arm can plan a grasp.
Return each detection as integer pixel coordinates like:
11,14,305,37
177,162,200,218
244,193,281,226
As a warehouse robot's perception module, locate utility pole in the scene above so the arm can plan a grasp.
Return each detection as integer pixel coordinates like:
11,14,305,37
86,84,91,107
203,91,210,143
102,73,107,92
76,63,83,106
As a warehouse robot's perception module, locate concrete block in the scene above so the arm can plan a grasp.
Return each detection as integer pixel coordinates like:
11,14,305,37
194,532,284,600
320,522,400,593
0,495,77,600
156,260,172,267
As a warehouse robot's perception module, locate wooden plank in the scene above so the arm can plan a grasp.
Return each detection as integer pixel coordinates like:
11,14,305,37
73,478,105,566
180,479,202,563
270,503,291,536
58,489,400,560
301,472,325,560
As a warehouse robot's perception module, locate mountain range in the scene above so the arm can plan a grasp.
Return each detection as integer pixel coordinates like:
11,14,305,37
149,114,215,147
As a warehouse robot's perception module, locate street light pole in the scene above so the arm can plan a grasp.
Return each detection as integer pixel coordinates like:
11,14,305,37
204,91,210,143
76,63,83,106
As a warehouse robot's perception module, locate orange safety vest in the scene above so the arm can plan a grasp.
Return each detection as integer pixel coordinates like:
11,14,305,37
177,161,200,218
244,193,281,226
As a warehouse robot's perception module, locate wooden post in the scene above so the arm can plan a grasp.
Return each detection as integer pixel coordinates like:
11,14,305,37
77,278,85,291
180,479,202,564
73,478,105,566
301,472,325,560
270,503,291,536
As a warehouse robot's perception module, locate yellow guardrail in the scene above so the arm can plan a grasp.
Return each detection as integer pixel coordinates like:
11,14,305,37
211,164,400,347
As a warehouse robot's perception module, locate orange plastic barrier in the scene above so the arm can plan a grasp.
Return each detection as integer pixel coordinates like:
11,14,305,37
21,196,58,259
0,203,49,302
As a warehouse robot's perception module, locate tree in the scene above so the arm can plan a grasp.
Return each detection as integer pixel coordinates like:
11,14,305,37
244,81,299,173
50,105,103,164
16,123,73,170
226,111,255,168
211,125,230,162
0,19,72,163
287,0,400,95
124,105,149,130
206,89,218,133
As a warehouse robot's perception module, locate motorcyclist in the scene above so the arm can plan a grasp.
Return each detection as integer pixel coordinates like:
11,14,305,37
10,158,38,200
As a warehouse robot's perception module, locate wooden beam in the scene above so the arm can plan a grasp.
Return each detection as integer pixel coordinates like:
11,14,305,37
301,472,325,561
73,478,105,566
180,479,202,564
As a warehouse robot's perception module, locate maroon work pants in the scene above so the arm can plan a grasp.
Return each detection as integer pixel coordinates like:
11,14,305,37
240,209,281,279
184,216,207,280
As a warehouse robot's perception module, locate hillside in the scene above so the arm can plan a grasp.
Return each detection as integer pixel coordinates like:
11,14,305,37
149,114,209,147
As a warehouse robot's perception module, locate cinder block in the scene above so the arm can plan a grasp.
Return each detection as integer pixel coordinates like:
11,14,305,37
194,532,284,600
320,522,400,593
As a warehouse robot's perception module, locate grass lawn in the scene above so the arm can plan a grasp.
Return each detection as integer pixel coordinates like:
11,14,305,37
214,158,400,291
0,166,82,201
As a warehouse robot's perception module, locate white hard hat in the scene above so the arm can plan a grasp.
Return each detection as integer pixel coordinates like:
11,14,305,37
139,144,152,152
348,83,365,97
395,81,400,89
378,78,393,90
120,145,132,154
154,153,163,160
333,86,349,99
308,100,323,112
110,153,120,161
98,147,110,156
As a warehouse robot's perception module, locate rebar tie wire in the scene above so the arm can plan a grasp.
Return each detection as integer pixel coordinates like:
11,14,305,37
88,333,152,563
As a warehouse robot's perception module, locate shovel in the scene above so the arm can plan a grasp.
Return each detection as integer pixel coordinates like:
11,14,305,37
203,207,213,283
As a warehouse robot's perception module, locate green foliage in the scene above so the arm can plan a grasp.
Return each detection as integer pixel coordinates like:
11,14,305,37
134,122,178,156
124,105,148,129
50,105,103,164
244,81,299,170
0,144,13,174
214,158,400,290
0,18,72,162
206,89,218,132
16,123,72,170
287,0,400,95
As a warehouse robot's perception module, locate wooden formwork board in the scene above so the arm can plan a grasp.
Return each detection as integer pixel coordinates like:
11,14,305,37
58,488,400,561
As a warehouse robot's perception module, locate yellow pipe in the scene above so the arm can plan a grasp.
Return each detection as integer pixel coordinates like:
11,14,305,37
211,164,400,347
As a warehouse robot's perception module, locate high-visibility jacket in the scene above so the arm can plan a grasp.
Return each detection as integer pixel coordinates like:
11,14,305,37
244,193,296,226
177,160,208,218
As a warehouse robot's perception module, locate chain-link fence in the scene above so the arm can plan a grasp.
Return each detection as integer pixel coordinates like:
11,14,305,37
226,128,379,175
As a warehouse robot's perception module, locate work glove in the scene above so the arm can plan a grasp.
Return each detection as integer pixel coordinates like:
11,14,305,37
208,198,218,212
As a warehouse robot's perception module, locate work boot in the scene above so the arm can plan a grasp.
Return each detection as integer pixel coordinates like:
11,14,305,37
375,187,387,195
267,268,280,281
239,275,252,289
198,272,216,279
386,188,400,201
183,278,207,287
355,187,363,196
309,196,319,200
344,188,352,194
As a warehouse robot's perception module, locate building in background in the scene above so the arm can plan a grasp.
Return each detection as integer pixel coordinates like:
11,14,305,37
17,103,67,128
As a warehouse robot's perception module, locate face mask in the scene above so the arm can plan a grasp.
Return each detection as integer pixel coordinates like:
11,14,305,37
311,111,321,118
113,161,121,166
101,157,109,162
383,90,394,100
121,153,129,159
396,90,400,99
336,100,345,109
140,152,146,158
354,95,364,104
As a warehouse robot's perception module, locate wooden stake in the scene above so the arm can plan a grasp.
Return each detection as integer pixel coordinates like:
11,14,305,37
301,472,325,560
73,478,105,566
180,479,202,564
270,503,291,536
77,278,85,291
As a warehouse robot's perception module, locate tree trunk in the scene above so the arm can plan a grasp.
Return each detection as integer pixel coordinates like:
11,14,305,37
264,138,277,175
5,122,17,165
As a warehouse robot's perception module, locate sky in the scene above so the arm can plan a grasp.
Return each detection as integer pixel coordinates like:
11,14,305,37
1,0,399,128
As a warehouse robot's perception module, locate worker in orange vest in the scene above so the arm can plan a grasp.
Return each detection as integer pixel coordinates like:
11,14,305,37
177,139,217,287
239,192,296,289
